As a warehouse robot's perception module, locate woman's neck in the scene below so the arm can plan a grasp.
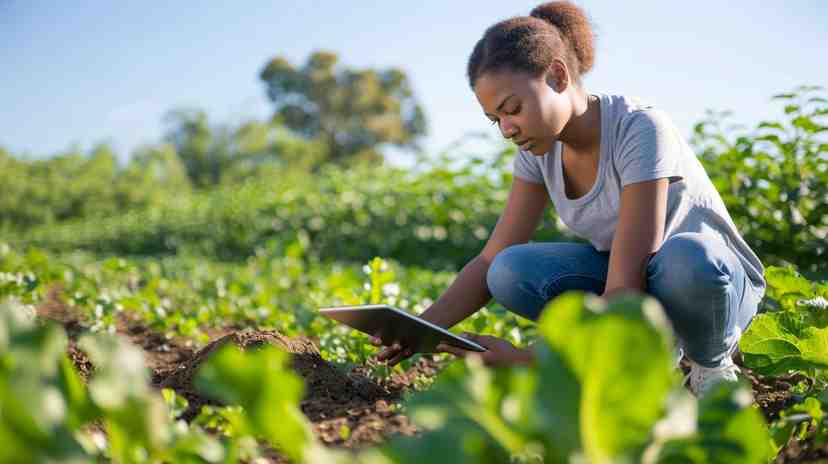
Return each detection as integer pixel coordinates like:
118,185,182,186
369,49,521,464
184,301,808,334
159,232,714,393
558,91,601,154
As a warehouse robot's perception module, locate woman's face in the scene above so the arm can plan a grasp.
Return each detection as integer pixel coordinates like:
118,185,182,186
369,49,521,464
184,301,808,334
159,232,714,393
474,66,572,156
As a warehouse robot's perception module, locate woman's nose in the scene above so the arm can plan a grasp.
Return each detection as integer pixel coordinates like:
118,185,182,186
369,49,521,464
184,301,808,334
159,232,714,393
500,120,519,139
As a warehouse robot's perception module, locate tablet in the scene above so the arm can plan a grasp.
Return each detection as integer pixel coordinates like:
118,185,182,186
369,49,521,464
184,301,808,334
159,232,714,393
319,304,487,353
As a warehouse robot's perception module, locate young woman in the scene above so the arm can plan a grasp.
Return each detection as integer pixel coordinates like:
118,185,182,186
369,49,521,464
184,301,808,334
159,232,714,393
373,1,766,397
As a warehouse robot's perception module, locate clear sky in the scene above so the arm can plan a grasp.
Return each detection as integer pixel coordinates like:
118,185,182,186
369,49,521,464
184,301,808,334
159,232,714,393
2,1,826,166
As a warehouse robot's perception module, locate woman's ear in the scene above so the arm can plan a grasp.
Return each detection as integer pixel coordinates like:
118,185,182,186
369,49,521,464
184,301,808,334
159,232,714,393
545,59,569,93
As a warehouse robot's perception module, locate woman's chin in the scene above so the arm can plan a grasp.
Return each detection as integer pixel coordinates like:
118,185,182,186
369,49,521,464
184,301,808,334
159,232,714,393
527,142,545,156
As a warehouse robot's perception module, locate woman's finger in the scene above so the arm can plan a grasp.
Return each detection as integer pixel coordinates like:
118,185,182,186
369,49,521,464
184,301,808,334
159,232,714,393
460,332,484,345
436,343,467,357
375,343,401,361
387,347,413,366
460,332,495,350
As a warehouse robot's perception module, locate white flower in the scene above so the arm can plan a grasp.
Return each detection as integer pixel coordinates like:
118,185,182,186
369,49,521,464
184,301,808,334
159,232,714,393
91,431,108,450
797,296,828,310
382,283,401,297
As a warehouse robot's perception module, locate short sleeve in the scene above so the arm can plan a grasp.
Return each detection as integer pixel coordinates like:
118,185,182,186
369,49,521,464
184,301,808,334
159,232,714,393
512,149,544,184
613,109,684,187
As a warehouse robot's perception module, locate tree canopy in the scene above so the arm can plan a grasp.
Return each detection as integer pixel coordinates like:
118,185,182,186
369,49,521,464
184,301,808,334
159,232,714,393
259,50,427,166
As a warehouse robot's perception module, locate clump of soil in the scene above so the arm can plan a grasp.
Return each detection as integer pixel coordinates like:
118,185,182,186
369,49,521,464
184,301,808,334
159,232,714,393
159,329,429,448
66,341,95,381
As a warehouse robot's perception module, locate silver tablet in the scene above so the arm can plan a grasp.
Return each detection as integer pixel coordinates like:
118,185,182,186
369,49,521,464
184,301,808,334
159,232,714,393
319,304,487,353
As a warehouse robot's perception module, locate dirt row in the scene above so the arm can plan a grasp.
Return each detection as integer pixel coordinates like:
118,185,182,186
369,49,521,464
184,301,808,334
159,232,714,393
34,283,828,463
36,284,439,462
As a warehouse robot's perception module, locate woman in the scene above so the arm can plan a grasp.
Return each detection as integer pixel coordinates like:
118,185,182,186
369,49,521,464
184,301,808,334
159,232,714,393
373,1,765,397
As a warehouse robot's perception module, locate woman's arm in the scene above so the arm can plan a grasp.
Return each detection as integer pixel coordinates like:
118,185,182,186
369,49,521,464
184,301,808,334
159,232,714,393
602,178,669,297
419,176,550,328
375,176,548,365
419,178,669,367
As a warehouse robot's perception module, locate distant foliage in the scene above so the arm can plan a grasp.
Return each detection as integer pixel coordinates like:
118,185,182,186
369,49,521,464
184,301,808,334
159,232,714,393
260,50,428,166
161,109,327,188
15,147,569,270
0,143,190,233
4,85,826,279
692,85,828,279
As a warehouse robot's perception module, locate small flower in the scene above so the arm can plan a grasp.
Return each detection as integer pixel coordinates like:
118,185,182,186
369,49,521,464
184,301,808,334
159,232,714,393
797,296,828,310
382,283,401,297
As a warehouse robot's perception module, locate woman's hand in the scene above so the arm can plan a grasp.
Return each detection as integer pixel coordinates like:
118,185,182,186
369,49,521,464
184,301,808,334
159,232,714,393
437,333,534,367
370,336,414,366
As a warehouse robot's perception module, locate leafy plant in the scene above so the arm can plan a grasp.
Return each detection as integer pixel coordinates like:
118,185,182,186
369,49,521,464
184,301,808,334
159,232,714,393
194,342,313,462
693,85,828,279
653,382,772,463
740,265,828,377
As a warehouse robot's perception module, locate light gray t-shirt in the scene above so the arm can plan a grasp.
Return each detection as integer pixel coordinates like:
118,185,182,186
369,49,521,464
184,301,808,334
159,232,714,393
512,93,766,295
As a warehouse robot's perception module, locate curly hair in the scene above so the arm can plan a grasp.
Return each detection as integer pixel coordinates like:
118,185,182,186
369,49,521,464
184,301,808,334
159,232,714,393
467,1,596,89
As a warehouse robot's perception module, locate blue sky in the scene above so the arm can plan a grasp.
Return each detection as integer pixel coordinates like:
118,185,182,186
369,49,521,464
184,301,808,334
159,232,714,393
2,1,826,166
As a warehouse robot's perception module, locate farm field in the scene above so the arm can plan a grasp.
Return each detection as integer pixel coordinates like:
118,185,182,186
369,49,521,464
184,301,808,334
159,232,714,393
3,241,828,463
1,84,826,463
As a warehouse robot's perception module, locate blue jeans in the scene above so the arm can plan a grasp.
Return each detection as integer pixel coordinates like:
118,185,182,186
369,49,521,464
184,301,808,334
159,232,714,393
485,232,764,368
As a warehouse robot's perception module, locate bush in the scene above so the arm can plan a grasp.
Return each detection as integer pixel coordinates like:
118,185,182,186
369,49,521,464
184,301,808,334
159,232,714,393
692,85,828,279
15,147,570,270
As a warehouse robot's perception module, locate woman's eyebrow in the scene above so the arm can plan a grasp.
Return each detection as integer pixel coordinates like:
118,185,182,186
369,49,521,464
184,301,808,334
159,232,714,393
485,94,516,117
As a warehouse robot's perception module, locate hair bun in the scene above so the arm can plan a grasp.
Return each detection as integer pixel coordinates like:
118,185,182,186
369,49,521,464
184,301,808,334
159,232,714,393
530,1,595,75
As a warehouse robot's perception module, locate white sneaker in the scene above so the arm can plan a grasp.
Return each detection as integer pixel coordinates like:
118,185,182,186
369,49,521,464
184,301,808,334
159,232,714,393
683,357,740,397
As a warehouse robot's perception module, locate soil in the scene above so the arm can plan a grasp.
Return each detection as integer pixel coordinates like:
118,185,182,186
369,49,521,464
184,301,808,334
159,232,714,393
156,328,427,442
35,283,436,462
34,283,828,463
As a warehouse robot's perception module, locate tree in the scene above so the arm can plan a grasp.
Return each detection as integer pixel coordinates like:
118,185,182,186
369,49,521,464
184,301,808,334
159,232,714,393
162,108,234,188
259,50,427,166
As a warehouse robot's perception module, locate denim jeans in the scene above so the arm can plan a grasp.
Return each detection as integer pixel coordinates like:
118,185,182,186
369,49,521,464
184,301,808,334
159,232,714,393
485,232,764,368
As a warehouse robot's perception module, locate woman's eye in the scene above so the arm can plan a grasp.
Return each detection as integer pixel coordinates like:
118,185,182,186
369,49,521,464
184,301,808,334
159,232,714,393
489,119,498,126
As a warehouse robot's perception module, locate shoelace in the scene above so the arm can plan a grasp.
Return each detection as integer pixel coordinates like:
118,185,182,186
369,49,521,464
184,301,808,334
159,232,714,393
683,362,741,395
673,347,684,370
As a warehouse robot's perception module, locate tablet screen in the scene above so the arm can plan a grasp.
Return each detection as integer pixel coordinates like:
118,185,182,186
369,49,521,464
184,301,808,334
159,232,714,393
319,304,486,353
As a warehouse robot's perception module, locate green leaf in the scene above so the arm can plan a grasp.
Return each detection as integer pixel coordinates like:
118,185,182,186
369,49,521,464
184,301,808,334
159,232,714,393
772,93,797,100
0,300,93,462
739,312,828,375
396,359,529,463
77,334,183,461
792,115,825,133
755,134,781,145
57,355,99,430
655,382,772,463
757,121,785,132
536,292,676,462
194,343,312,462
78,334,150,410
764,265,814,311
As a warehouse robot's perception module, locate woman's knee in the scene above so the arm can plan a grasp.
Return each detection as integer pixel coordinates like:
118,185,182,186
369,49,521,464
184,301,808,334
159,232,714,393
649,233,731,300
486,244,546,319
486,244,530,303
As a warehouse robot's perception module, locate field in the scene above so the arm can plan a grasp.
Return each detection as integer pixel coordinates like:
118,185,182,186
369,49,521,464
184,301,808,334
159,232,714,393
4,242,828,463
1,87,827,463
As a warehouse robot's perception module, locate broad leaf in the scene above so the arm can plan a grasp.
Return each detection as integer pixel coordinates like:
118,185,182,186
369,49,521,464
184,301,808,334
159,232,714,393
740,312,828,375
194,343,312,462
